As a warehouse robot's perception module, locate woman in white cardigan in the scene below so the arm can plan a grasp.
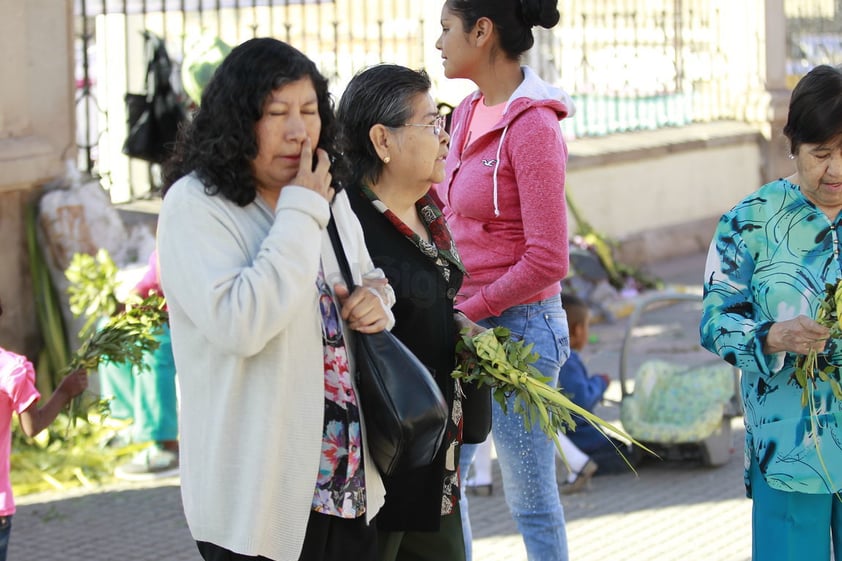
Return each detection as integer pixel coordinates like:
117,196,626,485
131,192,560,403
157,38,392,561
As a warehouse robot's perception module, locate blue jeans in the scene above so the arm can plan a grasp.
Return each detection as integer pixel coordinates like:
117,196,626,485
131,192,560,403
461,296,570,561
459,443,478,561
0,515,11,561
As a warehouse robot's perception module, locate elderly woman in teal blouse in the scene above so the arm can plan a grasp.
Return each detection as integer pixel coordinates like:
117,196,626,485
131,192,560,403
700,64,842,561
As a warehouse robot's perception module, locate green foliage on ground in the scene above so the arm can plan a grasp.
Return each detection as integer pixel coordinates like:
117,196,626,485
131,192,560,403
10,414,146,497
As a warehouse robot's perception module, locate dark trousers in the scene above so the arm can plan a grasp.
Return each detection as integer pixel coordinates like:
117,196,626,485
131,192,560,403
196,510,378,561
377,508,466,561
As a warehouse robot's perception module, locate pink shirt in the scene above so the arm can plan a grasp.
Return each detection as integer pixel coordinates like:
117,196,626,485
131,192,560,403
465,96,505,149
0,349,40,515
134,249,161,297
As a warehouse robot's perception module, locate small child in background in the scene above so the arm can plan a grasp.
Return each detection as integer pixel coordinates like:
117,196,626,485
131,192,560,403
0,297,88,560
559,293,636,482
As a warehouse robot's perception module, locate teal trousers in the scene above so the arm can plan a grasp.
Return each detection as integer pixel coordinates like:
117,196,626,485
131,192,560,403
98,324,178,443
750,456,842,560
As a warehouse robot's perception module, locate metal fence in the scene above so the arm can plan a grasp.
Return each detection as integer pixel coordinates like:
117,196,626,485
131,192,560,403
73,0,842,201
536,0,757,138
785,0,842,88
74,0,433,200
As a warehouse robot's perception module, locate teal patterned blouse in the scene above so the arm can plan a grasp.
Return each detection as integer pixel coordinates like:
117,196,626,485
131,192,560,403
700,177,842,496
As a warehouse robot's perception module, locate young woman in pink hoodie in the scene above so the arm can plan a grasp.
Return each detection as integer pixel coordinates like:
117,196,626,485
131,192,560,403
434,1,573,560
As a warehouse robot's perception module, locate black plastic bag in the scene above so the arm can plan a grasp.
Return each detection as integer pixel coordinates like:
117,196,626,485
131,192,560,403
123,31,187,163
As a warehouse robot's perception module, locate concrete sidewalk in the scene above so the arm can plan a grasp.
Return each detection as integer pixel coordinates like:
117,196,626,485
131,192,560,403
13,251,754,560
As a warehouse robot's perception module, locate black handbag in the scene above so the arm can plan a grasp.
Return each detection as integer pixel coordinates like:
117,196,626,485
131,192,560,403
122,31,187,163
327,215,449,477
460,377,492,444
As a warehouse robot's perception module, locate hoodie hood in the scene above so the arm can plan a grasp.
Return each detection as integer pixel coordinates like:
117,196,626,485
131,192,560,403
467,66,576,122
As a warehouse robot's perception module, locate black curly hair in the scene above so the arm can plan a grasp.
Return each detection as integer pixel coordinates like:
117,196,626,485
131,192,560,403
162,37,337,206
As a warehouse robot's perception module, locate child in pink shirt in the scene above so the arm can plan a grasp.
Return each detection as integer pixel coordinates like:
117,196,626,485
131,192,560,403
0,297,87,560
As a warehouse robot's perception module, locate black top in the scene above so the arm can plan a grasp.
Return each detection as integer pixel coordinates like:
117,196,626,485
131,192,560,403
347,182,464,532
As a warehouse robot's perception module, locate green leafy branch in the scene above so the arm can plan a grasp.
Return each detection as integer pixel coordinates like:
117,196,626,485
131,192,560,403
452,326,650,472
65,293,169,425
25,200,69,396
566,191,661,291
11,414,146,496
63,249,169,425
64,294,169,374
792,281,842,406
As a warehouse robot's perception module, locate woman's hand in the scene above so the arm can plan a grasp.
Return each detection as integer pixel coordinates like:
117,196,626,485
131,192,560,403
291,138,334,202
334,283,390,333
361,268,395,308
764,315,831,355
454,310,485,338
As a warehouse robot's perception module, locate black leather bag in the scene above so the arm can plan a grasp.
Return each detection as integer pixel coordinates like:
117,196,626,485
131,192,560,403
460,379,492,444
328,216,449,476
122,31,187,163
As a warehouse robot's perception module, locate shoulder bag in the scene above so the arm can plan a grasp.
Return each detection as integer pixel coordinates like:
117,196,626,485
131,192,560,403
327,215,448,476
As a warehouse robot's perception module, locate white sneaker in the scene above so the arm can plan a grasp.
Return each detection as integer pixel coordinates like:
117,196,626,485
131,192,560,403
114,445,179,481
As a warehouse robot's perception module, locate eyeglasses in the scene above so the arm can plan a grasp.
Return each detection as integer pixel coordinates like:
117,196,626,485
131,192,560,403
402,114,447,136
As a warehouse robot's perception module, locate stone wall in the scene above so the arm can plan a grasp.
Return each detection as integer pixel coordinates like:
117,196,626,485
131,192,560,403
566,121,779,267
0,0,75,357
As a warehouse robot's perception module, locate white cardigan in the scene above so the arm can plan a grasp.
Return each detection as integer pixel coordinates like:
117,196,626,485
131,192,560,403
158,175,387,560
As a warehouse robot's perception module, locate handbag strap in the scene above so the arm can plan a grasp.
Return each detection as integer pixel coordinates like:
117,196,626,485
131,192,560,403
141,31,176,99
327,212,358,291
140,32,158,99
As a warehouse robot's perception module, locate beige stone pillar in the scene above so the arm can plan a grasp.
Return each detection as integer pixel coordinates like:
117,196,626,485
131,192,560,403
762,0,796,183
0,0,75,357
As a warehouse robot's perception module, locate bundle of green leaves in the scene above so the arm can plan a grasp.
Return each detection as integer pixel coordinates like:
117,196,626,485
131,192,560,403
63,249,169,425
792,281,842,407
11,414,145,497
452,326,644,470
65,293,168,373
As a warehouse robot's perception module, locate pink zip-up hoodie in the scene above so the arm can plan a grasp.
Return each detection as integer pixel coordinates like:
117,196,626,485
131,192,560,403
434,66,573,321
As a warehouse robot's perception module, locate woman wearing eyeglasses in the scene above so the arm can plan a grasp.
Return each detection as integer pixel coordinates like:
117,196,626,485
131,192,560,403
336,64,488,561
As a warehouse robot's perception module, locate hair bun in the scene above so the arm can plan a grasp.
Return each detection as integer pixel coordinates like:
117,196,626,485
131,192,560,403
519,0,560,29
